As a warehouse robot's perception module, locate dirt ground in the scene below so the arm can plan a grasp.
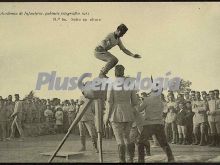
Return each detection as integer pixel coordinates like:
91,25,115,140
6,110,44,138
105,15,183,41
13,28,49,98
1,134,220,163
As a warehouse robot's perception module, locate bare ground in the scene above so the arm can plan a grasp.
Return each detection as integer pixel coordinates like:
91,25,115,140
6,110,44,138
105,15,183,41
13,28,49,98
0,134,220,163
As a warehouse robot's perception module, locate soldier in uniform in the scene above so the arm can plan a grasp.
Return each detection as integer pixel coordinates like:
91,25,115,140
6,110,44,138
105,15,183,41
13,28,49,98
62,100,70,133
0,99,7,141
7,94,24,141
55,106,64,134
192,91,208,146
44,105,55,134
201,91,210,145
104,65,138,163
136,89,174,162
5,95,14,138
129,92,151,162
67,100,77,133
214,89,220,100
78,96,99,153
94,24,141,78
207,90,220,147
190,91,196,102
214,89,220,146
185,100,194,144
184,91,191,103
176,101,188,145
164,93,178,144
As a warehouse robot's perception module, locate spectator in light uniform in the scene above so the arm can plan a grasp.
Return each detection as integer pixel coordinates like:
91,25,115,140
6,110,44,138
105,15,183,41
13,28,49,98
0,99,7,141
7,94,24,141
5,95,14,138
207,90,220,147
164,93,178,144
192,91,208,146
78,96,98,153
55,107,63,134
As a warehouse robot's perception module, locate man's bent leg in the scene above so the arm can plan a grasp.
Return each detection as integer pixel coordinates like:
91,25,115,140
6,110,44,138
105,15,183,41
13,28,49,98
154,124,175,162
95,51,118,77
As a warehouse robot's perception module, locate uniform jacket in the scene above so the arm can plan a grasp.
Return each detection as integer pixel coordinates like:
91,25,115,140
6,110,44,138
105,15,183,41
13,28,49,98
176,109,187,126
164,101,177,123
79,96,95,122
107,80,138,123
208,99,220,122
55,110,63,125
12,100,23,121
192,100,208,124
137,93,164,126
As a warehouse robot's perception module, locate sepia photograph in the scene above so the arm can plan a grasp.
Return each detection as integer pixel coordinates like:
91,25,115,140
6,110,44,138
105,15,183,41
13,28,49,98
0,2,220,163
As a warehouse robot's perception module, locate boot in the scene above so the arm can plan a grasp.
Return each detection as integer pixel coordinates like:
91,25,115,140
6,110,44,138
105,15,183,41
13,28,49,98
126,143,135,163
79,136,86,151
199,133,206,146
217,134,220,147
209,134,215,147
144,141,151,156
193,133,199,145
171,132,177,144
138,143,145,163
118,144,126,163
207,134,211,145
92,137,99,153
182,138,187,145
178,134,183,145
162,145,175,162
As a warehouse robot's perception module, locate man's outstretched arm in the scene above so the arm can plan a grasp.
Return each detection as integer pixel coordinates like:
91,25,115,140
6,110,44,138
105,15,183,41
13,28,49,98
118,39,141,58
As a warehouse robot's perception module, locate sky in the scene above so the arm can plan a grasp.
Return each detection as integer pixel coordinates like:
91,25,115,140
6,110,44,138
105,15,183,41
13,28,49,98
0,2,220,100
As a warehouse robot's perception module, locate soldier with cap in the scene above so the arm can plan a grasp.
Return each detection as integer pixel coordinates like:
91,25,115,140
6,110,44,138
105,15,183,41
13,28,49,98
214,89,220,146
7,94,24,141
207,90,220,147
201,91,210,145
214,89,220,100
192,91,208,146
190,91,196,102
5,95,14,138
77,95,99,153
184,91,191,103
0,99,7,141
129,91,151,162
185,100,194,144
136,88,174,162
55,106,63,134
104,64,138,163
94,24,141,78
164,93,178,144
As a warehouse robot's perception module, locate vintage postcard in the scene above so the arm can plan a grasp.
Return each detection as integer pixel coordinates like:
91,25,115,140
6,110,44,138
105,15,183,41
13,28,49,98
0,2,220,163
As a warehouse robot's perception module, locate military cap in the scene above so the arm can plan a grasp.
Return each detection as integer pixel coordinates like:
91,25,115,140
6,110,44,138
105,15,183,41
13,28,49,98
214,89,219,93
185,100,191,104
